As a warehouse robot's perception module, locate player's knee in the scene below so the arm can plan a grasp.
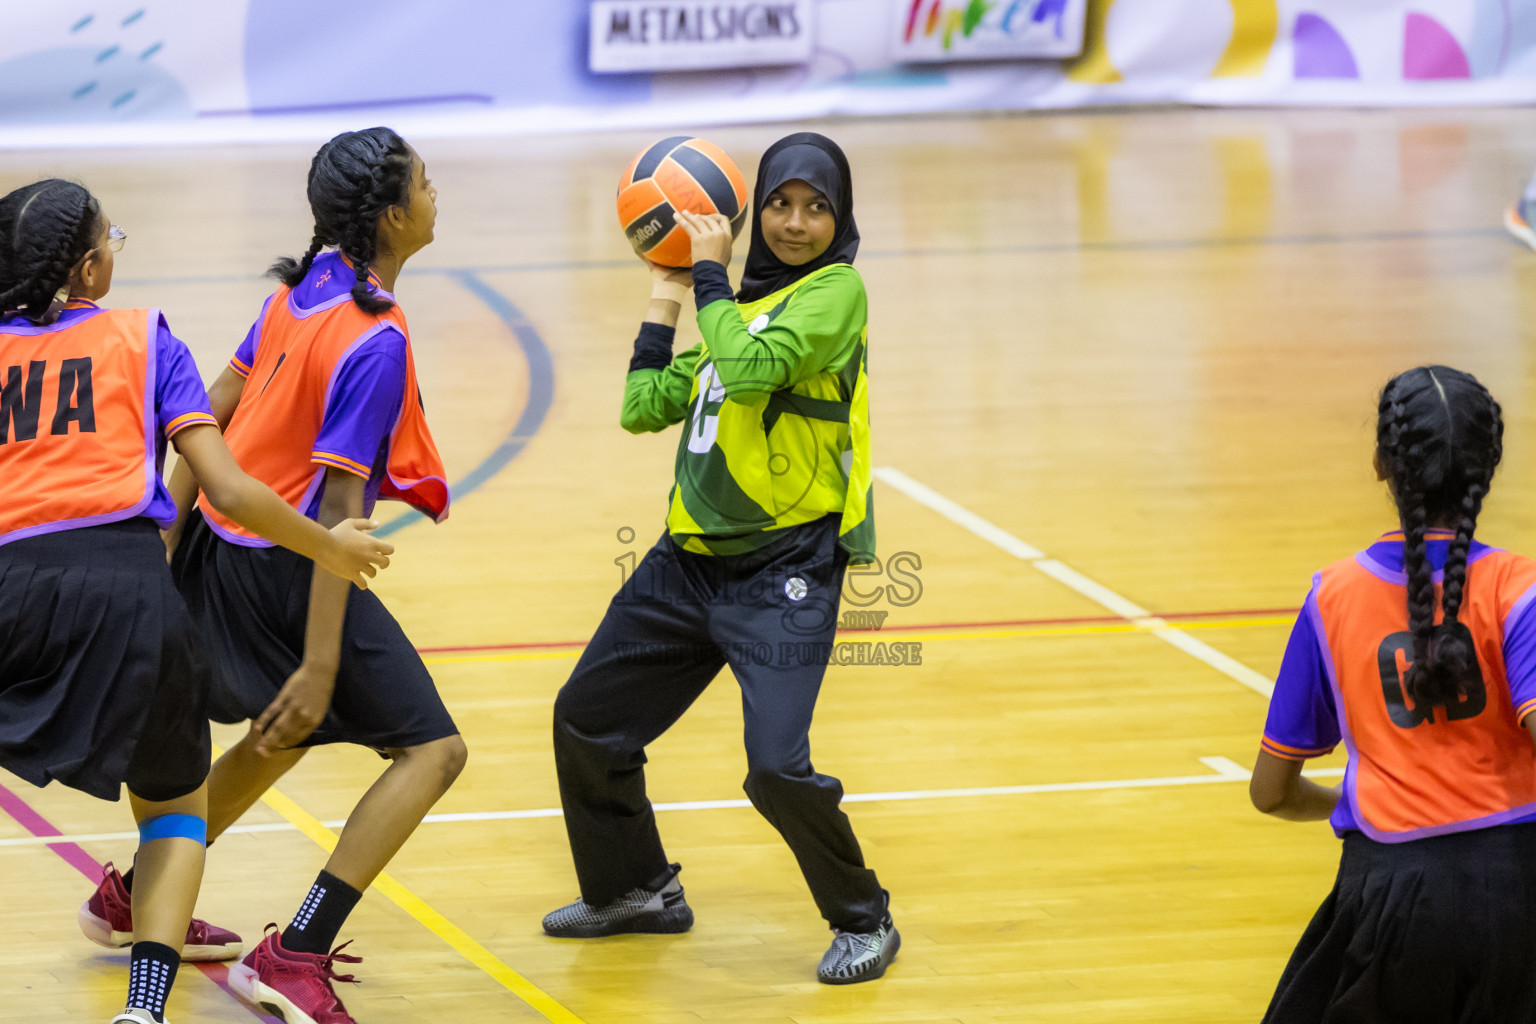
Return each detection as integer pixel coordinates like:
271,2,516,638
743,763,808,801
552,683,584,733
137,812,208,847
551,689,612,753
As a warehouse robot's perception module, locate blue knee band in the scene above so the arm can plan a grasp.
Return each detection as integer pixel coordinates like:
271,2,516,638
139,813,207,845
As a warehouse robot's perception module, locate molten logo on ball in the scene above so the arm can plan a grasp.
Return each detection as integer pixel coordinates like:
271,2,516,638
617,136,748,268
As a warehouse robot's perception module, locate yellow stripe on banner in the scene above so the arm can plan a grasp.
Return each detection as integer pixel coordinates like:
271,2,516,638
1066,0,1123,83
1212,0,1280,78
213,745,588,1024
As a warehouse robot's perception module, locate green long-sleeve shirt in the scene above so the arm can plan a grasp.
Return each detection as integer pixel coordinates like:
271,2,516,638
620,262,875,561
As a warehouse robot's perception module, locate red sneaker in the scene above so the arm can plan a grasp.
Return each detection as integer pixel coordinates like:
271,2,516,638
78,862,243,962
229,926,362,1024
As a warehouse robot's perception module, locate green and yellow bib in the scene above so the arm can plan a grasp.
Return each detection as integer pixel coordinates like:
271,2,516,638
666,263,874,563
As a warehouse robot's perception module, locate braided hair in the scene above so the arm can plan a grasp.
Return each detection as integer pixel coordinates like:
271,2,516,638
269,127,413,315
1376,366,1504,708
0,180,101,324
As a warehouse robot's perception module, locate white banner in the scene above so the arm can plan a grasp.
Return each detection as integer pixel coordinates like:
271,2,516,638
891,0,1087,62
1,1,1534,149
589,1,816,72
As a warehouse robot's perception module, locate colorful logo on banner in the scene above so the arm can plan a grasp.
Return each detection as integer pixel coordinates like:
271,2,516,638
894,0,1086,60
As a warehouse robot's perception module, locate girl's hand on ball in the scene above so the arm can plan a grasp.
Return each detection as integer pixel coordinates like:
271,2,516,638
677,210,734,267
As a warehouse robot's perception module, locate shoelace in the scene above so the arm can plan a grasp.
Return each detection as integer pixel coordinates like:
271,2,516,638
257,924,364,987
315,940,364,987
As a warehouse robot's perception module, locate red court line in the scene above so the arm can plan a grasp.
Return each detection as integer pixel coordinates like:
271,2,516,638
0,780,275,1021
413,607,1300,654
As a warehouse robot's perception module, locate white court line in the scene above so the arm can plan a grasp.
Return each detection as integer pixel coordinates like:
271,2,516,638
0,757,1337,848
873,466,1276,697
1201,755,1343,783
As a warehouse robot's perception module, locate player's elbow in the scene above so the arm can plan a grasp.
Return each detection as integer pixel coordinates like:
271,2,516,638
619,408,657,434
201,475,256,524
315,486,359,528
1249,773,1289,815
619,409,672,434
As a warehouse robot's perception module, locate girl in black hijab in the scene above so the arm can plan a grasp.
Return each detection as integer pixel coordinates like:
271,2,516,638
544,132,898,985
733,131,861,302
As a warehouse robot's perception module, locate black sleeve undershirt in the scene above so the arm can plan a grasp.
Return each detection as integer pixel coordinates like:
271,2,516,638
629,320,676,373
690,260,734,309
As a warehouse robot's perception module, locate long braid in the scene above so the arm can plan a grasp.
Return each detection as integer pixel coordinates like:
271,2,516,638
1424,386,1503,703
1377,366,1505,710
1428,479,1485,702
1399,483,1438,706
340,204,384,315
340,146,399,315
269,230,329,289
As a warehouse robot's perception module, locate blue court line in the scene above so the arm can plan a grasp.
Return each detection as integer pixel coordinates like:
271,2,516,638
111,225,1513,290
373,270,555,538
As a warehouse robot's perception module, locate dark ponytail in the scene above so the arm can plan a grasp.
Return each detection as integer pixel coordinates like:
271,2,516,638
268,127,413,314
0,180,101,324
1376,366,1503,708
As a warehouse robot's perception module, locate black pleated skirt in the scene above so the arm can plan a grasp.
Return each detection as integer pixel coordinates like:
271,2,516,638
0,519,212,802
1264,823,1536,1024
173,514,456,752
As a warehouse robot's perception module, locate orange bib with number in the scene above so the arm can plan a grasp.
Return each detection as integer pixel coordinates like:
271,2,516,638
0,307,160,545
1315,548,1536,840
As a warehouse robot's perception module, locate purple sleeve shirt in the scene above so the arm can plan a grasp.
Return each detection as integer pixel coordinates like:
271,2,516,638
1261,586,1342,762
1261,585,1358,834
228,295,274,379
148,312,217,524
1504,582,1536,724
305,327,408,519
156,315,217,439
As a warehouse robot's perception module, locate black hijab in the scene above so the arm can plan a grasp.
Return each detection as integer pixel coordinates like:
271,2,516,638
735,132,859,304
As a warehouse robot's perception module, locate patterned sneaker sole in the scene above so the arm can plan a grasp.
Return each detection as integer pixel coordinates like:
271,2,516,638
77,905,242,962
542,903,694,939
818,927,901,986
228,964,320,1024
79,906,131,949
181,941,242,963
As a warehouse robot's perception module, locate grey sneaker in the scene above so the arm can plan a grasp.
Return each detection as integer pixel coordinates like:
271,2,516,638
817,914,900,984
542,863,693,938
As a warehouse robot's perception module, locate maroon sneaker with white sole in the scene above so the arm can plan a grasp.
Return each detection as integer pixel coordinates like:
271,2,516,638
79,861,243,962
229,926,362,1024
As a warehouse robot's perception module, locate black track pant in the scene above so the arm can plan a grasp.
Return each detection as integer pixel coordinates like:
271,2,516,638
552,516,886,933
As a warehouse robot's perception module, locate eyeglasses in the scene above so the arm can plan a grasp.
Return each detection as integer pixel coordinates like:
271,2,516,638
79,224,125,264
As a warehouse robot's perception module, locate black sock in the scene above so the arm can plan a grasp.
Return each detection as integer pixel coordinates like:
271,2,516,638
126,941,179,1022
281,870,363,954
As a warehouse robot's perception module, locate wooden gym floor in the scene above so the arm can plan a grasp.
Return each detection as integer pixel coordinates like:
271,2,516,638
4,105,1536,1023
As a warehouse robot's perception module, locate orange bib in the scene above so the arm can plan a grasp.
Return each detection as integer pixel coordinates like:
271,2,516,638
0,308,160,545
1315,549,1536,840
200,288,448,544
